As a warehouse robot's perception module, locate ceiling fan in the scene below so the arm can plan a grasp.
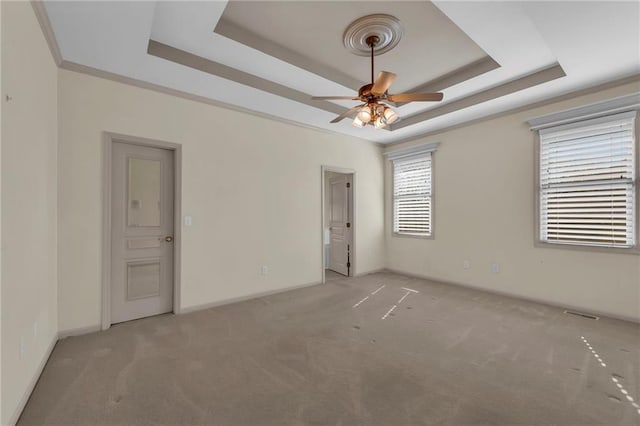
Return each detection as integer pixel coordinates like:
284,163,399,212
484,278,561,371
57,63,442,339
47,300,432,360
312,35,444,129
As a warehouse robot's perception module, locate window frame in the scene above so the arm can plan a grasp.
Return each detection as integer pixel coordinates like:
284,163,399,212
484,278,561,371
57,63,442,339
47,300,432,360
390,149,436,239
534,111,640,255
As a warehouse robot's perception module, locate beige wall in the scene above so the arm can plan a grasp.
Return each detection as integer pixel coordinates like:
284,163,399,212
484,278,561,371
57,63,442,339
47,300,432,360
1,2,59,424
0,2,3,422
385,81,640,322
57,69,385,332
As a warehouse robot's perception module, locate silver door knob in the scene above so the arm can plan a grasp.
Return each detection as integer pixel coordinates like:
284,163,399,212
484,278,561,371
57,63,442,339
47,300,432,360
164,236,173,242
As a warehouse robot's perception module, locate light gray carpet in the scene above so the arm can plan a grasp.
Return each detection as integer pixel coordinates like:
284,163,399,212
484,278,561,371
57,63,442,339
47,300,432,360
19,272,640,425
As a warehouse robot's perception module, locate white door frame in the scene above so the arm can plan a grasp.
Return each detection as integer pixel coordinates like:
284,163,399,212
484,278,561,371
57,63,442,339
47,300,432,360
102,132,182,330
321,166,356,283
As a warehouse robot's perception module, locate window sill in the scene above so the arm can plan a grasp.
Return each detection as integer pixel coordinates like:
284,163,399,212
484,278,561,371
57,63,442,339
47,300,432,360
535,241,640,255
392,232,434,240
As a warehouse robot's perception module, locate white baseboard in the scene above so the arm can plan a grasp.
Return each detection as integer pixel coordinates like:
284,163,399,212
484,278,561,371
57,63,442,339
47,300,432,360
181,269,392,316
180,280,323,314
354,268,386,277
8,334,58,426
57,324,102,339
384,268,640,324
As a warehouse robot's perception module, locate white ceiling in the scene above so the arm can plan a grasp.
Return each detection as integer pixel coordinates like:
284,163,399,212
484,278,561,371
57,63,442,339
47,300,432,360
44,1,640,144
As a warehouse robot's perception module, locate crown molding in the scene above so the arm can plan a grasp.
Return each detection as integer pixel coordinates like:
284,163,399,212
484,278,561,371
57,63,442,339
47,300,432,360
31,1,62,66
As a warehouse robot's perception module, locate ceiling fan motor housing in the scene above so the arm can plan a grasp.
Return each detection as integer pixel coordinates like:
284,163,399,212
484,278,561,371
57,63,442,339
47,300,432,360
358,83,375,99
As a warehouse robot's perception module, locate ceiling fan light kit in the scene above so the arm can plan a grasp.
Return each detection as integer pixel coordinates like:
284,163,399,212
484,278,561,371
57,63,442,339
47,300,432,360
384,107,399,124
357,105,372,123
313,14,444,130
352,101,398,129
352,116,365,128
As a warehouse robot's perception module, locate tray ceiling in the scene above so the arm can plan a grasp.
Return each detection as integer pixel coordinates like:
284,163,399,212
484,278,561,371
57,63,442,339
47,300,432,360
43,1,640,144
216,1,492,94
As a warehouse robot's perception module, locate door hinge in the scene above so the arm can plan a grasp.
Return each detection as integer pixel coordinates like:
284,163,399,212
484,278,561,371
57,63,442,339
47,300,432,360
346,182,351,188
346,222,351,228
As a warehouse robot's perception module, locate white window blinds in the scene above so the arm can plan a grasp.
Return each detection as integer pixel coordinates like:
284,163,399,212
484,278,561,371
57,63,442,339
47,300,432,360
539,112,636,248
393,153,432,236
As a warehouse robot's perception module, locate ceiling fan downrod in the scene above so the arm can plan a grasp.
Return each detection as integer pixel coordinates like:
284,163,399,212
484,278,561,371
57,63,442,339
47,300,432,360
366,35,380,86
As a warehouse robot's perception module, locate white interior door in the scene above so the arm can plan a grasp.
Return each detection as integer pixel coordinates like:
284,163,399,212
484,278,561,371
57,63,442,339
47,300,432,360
329,174,352,276
111,142,174,324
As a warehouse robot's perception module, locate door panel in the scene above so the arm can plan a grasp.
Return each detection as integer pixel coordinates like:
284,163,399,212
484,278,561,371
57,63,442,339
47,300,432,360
328,174,351,276
126,260,161,300
111,142,174,324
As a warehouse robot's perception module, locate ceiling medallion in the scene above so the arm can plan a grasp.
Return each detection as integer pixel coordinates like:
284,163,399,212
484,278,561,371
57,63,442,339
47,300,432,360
343,14,404,57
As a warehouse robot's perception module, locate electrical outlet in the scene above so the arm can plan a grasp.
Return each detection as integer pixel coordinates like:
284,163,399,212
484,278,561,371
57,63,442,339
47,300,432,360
261,265,269,275
491,263,500,274
19,336,25,359
463,260,470,269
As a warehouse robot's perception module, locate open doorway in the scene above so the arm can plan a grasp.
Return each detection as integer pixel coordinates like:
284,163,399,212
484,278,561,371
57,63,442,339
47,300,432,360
322,167,355,283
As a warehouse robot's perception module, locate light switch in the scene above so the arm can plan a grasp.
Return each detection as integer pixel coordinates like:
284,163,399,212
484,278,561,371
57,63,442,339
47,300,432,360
184,216,192,227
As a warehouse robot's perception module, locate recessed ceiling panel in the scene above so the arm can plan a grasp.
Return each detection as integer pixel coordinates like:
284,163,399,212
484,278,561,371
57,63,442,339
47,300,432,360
216,1,493,93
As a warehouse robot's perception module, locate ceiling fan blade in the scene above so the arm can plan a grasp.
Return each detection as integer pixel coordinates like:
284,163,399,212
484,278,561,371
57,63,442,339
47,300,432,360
330,104,363,123
312,96,360,100
371,71,397,95
387,92,444,103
